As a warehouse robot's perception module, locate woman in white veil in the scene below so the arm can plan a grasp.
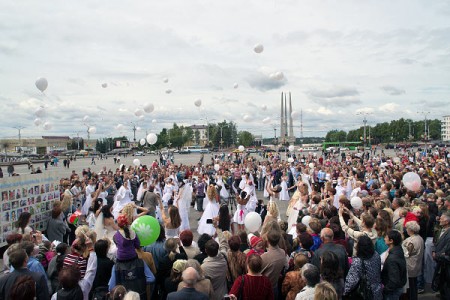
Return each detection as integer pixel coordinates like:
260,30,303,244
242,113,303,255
94,204,118,259
174,180,192,231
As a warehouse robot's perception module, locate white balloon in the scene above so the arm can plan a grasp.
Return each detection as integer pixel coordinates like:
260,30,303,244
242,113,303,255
402,172,421,192
88,127,96,134
136,127,142,131
101,83,108,88
146,133,158,145
261,105,267,111
35,77,48,92
34,118,42,126
351,197,363,209
83,115,89,123
165,89,172,94
163,77,169,83
301,216,311,227
245,212,262,232
243,115,251,122
139,138,146,146
253,43,264,54
133,159,141,166
291,111,300,118
194,99,202,107
35,106,46,118
309,162,314,169
143,103,154,113
288,157,294,163
288,145,295,152
134,109,144,117
214,164,220,171
262,117,271,124
43,121,52,130
233,83,239,89
238,145,245,152
116,124,125,131
152,119,157,123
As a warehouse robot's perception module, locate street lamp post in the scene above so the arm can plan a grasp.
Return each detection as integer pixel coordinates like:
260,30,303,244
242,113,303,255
356,112,372,150
13,126,25,153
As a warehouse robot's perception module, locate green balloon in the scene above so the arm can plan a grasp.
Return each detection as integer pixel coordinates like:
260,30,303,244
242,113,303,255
131,215,160,246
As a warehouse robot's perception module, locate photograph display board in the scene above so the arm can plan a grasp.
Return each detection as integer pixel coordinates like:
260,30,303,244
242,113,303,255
0,172,60,246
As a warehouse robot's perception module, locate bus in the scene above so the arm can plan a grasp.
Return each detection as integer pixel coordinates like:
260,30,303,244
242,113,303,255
322,141,362,151
180,145,209,154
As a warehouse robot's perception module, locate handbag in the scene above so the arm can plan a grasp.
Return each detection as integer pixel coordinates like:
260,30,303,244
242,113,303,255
222,253,234,291
345,259,373,300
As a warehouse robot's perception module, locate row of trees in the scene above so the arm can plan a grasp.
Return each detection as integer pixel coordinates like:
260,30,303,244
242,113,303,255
325,118,442,143
95,120,257,152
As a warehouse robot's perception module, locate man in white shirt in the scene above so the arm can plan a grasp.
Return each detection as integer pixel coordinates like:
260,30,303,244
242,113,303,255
295,263,320,300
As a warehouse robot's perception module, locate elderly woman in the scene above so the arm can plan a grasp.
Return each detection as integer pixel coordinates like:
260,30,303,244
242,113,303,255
402,221,424,300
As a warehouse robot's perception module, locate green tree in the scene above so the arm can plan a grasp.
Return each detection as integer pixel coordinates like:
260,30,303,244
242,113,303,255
237,131,254,147
194,130,200,145
325,130,347,142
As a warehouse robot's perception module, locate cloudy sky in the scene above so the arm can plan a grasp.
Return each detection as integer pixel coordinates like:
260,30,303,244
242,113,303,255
1,0,449,140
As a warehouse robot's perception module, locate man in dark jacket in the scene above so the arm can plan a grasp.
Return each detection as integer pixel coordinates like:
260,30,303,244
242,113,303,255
312,228,349,276
0,248,49,300
432,211,450,299
167,267,208,300
381,230,407,300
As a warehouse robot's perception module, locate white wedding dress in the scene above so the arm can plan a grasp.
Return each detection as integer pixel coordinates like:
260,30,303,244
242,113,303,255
197,197,219,236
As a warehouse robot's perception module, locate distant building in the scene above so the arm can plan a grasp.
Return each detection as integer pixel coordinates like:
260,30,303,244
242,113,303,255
0,136,97,155
442,115,450,141
188,124,208,145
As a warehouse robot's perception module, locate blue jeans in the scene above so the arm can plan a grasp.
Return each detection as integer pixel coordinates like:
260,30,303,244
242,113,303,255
196,196,204,212
383,288,403,300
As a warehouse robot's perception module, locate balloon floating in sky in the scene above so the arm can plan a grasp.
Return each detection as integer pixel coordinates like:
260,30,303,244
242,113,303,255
238,145,245,152
402,172,421,192
253,43,264,54
101,83,108,88
233,83,239,89
163,78,169,83
134,109,144,117
261,105,267,111
43,121,52,130
83,115,89,123
291,111,300,118
194,99,202,107
165,89,172,94
139,138,146,146
34,118,42,126
262,117,271,124
88,127,96,134
146,133,158,145
136,127,142,131
243,114,251,122
143,103,154,113
35,106,46,118
152,119,157,123
35,77,48,92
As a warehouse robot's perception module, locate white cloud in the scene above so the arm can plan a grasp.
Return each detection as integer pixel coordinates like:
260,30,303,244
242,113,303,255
379,103,400,113
381,86,406,95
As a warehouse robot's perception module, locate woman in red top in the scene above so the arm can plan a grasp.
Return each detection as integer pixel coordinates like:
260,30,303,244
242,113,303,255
228,254,274,300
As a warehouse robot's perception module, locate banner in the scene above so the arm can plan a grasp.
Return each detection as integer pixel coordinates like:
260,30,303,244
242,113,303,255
0,172,60,247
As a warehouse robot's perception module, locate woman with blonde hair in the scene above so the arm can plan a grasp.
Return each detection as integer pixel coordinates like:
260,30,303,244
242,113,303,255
121,202,149,224
314,281,338,300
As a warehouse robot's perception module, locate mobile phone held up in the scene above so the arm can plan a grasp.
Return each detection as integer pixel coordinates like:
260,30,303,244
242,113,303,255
206,219,213,224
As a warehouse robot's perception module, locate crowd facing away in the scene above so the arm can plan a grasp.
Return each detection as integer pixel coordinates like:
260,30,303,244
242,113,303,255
0,146,450,300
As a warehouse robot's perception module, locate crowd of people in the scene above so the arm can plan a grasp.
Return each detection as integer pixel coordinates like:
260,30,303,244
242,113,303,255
0,146,449,300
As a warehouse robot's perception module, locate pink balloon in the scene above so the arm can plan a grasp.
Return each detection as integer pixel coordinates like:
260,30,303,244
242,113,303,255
402,172,421,192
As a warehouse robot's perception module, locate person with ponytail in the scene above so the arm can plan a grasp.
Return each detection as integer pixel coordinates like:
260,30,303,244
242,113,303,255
113,214,140,261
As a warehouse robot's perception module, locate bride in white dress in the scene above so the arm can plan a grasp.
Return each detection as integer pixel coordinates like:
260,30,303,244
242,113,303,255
197,184,220,236
174,181,192,231
112,180,133,219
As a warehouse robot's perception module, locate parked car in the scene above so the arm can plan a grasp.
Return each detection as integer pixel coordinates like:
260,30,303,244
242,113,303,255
134,151,145,156
179,148,191,154
385,144,395,149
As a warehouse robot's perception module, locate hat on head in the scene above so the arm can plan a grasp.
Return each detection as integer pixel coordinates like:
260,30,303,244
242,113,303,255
250,236,263,248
